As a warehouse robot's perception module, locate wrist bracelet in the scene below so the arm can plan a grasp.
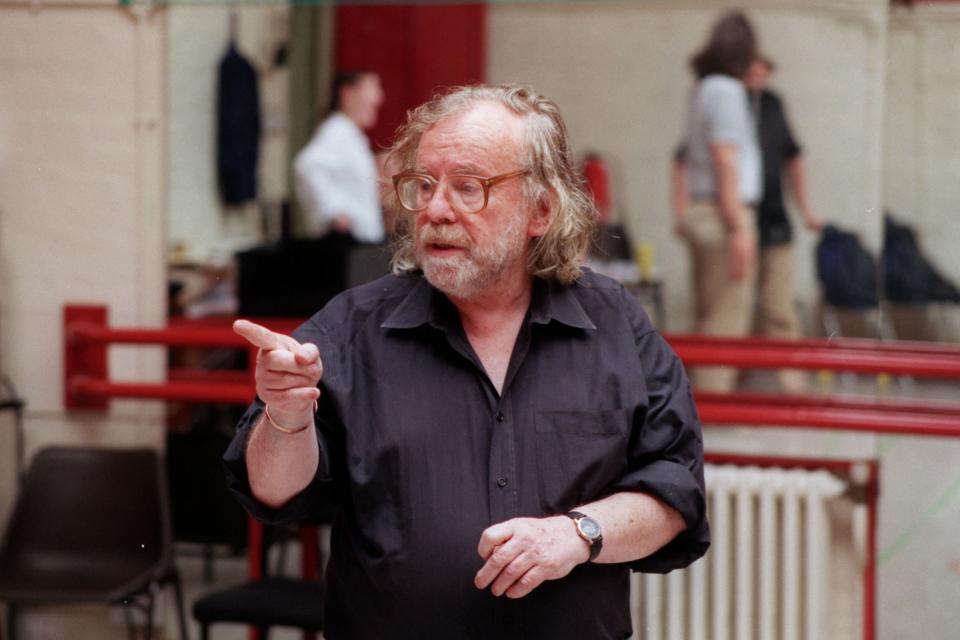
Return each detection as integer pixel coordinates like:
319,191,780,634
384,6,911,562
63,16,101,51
263,401,316,435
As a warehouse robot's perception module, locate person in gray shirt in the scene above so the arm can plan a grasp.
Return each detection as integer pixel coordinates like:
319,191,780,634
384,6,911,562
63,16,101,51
672,11,761,392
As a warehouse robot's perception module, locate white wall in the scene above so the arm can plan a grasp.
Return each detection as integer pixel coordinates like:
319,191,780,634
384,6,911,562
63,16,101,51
489,0,888,333
879,6,960,638
885,3,960,294
0,2,167,637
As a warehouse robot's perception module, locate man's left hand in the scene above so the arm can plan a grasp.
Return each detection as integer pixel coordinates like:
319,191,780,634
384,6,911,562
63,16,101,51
475,516,590,599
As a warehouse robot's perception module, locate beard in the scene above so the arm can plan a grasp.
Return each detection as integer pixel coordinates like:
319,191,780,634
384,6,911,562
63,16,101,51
416,215,529,299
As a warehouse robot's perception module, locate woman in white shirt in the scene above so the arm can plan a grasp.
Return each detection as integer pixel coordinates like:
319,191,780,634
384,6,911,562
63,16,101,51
294,71,386,245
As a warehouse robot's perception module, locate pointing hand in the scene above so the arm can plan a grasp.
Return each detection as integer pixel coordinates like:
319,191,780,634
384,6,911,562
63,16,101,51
233,319,323,429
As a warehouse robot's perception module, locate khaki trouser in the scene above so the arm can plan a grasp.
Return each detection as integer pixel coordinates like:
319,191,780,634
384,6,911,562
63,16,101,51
756,244,808,393
683,202,757,392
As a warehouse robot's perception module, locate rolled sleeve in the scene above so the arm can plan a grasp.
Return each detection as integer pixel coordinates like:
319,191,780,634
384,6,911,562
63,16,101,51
611,314,710,572
223,399,340,526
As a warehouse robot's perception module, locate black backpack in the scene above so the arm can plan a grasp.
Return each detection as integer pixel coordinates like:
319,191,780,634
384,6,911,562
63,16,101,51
883,214,960,304
816,225,879,309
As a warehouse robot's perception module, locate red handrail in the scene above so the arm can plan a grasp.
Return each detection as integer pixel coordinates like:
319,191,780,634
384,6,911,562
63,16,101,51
68,318,300,348
666,333,960,378
63,305,960,440
69,378,253,405
695,391,960,437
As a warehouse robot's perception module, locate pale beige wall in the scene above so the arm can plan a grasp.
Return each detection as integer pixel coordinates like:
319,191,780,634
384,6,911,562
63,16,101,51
0,3,167,637
167,5,290,264
489,0,888,333
880,7,960,638
885,3,960,293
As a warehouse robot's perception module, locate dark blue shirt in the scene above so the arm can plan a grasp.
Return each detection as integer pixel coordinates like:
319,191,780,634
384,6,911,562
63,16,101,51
224,269,709,640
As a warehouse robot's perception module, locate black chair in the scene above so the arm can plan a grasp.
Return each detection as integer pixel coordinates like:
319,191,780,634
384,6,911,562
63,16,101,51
192,522,325,640
0,373,25,483
0,447,187,640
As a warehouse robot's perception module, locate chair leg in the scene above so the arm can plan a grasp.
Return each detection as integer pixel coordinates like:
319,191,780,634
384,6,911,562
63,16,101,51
203,544,214,584
200,623,210,640
168,571,189,640
122,601,137,640
143,590,156,640
5,603,16,640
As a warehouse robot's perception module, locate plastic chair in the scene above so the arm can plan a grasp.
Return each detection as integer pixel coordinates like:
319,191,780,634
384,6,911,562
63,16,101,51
0,447,187,640
192,522,325,640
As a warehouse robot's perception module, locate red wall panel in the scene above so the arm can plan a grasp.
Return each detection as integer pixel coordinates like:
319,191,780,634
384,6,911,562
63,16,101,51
336,5,486,150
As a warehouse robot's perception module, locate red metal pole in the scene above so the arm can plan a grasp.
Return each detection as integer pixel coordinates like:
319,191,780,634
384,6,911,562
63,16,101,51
247,517,265,640
696,401,960,437
665,332,960,356
69,377,253,405
167,368,250,385
64,306,109,410
672,342,960,378
68,323,249,348
864,461,879,640
299,524,321,640
696,391,960,416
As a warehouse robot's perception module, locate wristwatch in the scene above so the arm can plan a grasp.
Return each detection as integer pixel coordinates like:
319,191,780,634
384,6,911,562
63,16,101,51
566,511,603,562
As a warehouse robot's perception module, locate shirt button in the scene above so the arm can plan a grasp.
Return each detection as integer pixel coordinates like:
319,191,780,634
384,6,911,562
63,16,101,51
496,412,505,422
496,477,508,488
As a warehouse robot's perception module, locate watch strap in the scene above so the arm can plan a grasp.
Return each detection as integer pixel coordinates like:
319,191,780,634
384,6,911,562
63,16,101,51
566,511,603,562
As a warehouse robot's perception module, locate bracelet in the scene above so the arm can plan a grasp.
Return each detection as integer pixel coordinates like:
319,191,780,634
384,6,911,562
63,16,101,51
263,401,316,435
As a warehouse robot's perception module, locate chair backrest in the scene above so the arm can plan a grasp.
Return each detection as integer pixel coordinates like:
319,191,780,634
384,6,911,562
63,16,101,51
0,447,172,597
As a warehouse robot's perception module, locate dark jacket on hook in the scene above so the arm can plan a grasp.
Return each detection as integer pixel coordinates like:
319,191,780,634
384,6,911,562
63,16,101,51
217,43,261,205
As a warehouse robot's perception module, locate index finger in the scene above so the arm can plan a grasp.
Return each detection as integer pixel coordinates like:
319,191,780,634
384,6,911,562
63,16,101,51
233,319,292,351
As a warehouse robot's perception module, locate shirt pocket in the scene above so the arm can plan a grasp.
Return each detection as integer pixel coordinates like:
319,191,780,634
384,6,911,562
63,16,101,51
534,409,630,513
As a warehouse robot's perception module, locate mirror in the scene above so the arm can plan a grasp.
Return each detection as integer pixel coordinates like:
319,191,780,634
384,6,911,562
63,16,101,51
165,0,959,346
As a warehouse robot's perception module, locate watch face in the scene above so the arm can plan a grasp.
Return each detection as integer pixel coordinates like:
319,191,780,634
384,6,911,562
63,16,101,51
578,516,601,540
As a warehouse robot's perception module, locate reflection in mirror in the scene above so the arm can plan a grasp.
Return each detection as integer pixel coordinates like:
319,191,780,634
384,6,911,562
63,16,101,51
168,5,294,266
883,5,960,347
168,1,895,344
165,0,958,350
167,4,337,320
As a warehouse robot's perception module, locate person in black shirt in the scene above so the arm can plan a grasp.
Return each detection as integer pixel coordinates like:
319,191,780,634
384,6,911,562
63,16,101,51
225,84,709,639
746,55,823,391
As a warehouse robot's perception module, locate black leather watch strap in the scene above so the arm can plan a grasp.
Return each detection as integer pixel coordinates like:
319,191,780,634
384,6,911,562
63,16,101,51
566,511,603,562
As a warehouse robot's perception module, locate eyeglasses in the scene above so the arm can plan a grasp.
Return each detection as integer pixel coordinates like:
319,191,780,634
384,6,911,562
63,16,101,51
392,169,529,214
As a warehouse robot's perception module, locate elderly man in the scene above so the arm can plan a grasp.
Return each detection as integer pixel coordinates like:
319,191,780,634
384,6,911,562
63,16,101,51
226,84,709,639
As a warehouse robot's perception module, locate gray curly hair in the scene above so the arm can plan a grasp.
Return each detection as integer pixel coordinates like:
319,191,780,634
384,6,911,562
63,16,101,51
384,84,597,285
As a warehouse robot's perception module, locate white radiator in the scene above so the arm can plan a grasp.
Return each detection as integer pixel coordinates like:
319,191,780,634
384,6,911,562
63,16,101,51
632,463,848,640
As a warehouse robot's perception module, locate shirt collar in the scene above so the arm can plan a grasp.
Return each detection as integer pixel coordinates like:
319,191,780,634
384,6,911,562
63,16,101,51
381,273,597,332
380,275,452,330
529,277,597,331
